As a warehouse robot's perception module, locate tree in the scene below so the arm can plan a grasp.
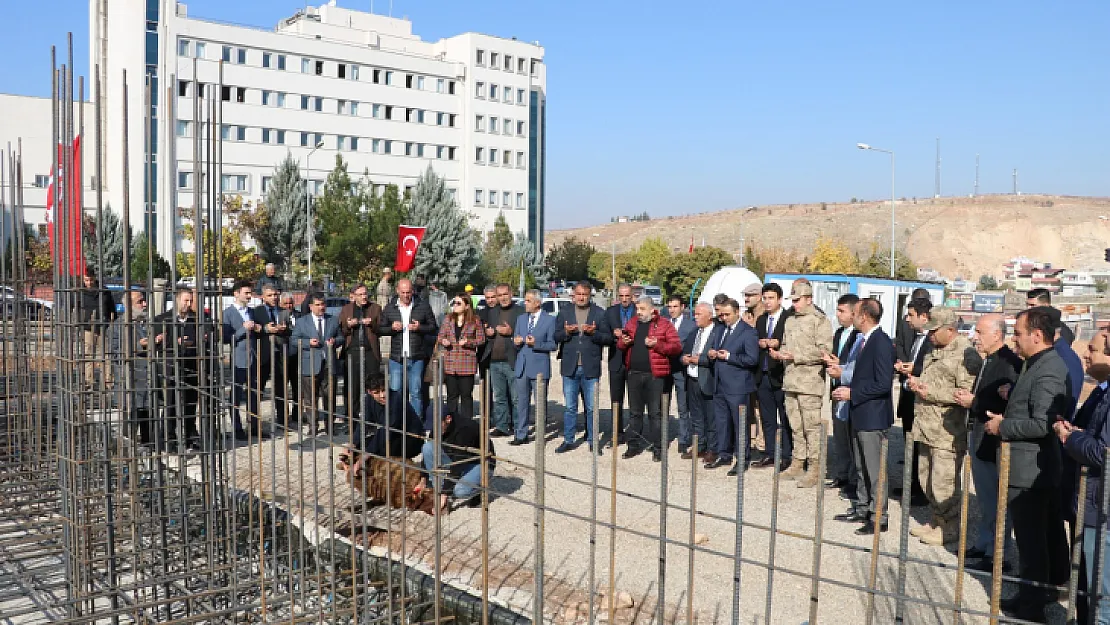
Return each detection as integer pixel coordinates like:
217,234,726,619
176,224,265,281
313,155,373,284
808,236,858,274
858,244,917,280
480,212,515,283
364,182,406,280
658,245,734,301
407,165,481,289
496,231,547,290
742,245,765,280
241,154,307,275
978,274,999,290
1096,279,1108,294
83,205,128,278
130,232,170,282
631,237,672,284
588,250,636,291
545,236,596,281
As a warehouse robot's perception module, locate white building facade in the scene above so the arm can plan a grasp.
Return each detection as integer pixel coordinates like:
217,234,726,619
90,0,546,262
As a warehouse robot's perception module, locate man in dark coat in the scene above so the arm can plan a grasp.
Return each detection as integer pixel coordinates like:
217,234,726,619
110,291,153,444
379,278,438,417
894,298,933,505
553,283,610,453
151,288,206,449
602,283,636,444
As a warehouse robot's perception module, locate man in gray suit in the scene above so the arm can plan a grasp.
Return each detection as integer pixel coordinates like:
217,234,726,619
110,291,153,445
292,293,346,431
223,281,265,441
667,295,695,456
511,290,557,445
985,307,1071,622
680,303,721,461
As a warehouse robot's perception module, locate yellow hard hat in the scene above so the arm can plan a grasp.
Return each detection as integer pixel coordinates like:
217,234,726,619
465,284,474,292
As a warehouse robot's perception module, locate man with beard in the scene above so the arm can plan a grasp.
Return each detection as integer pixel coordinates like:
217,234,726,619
340,283,383,422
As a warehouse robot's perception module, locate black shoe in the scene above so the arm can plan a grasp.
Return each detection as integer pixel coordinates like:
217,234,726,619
1000,599,1046,623
834,510,869,523
490,429,511,438
704,457,730,470
233,429,249,442
825,478,849,489
555,442,574,454
966,557,993,573
855,521,888,535
963,546,988,560
726,462,747,476
622,447,642,460
752,456,775,468
652,450,662,462
909,493,929,507
838,488,858,501
617,433,629,446
677,446,689,456
509,437,528,446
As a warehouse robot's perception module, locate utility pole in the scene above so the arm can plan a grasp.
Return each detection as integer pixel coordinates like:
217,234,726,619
934,137,941,198
1013,169,1018,195
973,154,979,197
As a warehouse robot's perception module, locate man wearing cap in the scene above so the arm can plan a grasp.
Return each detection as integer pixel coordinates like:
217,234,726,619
770,281,832,487
741,283,764,327
906,306,980,546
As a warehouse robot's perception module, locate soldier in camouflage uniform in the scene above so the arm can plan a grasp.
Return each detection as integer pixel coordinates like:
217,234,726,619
771,282,833,487
906,306,981,546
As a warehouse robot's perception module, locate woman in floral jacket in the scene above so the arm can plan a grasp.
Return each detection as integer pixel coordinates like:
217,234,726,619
436,294,486,420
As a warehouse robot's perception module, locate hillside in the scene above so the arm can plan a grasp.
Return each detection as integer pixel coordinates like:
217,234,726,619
546,194,1110,280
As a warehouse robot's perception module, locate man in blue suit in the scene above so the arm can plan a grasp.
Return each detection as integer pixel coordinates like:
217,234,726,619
512,289,557,445
703,298,760,475
680,303,722,461
666,295,696,456
223,280,266,441
553,283,610,453
292,293,345,430
831,298,895,536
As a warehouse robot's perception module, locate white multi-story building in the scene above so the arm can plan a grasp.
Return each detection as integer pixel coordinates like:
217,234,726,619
90,0,546,261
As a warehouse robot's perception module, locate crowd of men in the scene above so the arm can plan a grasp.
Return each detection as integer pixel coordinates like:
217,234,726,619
83,265,1110,622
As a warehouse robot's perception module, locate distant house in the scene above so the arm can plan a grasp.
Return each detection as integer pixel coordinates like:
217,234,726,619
1002,257,1065,294
1060,270,1110,297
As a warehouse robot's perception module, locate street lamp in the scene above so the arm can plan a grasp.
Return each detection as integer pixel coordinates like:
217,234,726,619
857,143,896,278
306,140,324,285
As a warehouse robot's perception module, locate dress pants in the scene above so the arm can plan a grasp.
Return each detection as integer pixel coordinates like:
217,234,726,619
672,370,691,450
686,380,716,454
164,383,200,442
445,374,476,421
829,408,856,482
756,376,792,461
232,366,264,433
713,391,746,463
852,428,888,524
609,365,627,434
1082,526,1110,625
271,355,298,424
969,421,1010,554
300,364,335,425
344,347,380,422
1008,486,1070,605
626,370,664,452
513,374,548,441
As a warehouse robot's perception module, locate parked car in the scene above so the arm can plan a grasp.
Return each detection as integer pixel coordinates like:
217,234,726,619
541,297,573,317
325,297,349,318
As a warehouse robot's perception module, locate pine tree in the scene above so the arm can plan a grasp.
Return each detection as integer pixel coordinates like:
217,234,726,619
83,204,128,278
245,153,307,274
314,155,374,284
407,165,481,289
480,212,514,282
499,231,547,289
130,232,170,282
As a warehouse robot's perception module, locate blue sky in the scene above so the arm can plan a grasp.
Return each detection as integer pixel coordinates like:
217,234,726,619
3,0,1107,228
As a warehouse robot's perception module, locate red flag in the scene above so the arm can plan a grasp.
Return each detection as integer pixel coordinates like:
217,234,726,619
45,137,86,276
688,236,694,254
394,225,427,273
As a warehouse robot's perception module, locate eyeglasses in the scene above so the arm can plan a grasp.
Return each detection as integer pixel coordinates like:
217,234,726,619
452,300,465,307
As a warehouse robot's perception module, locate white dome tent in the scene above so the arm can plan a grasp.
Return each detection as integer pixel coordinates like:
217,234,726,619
696,266,762,305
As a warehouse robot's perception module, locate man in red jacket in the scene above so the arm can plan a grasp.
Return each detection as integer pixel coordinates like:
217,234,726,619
619,297,682,461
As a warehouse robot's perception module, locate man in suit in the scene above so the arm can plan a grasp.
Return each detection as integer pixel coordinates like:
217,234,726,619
223,281,266,441
1026,287,1075,346
379,278,438,417
274,292,300,424
292,293,345,430
703,298,759,475
754,283,793,469
666,296,696,455
110,291,154,445
825,294,860,494
554,283,610,453
512,290,557,445
151,288,204,449
603,284,636,445
830,298,895,535
256,285,296,426
681,303,722,461
895,289,933,361
985,307,1072,622
618,296,683,461
339,283,383,422
894,298,933,505
953,313,1020,572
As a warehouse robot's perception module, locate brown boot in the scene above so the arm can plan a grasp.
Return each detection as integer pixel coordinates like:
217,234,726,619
781,460,805,480
796,467,820,488
919,519,949,546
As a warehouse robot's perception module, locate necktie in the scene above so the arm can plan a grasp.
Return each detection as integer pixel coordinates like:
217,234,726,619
859,335,867,355
720,325,732,348
767,315,775,338
317,317,324,339
528,314,536,334
694,328,704,353
269,307,276,323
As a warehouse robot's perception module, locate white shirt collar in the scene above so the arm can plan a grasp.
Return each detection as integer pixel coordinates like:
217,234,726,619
1100,380,1109,391
861,325,879,340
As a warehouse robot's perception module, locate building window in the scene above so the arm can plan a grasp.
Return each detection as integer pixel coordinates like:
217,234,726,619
221,85,232,102
373,104,382,119
436,146,445,159
503,151,511,166
518,58,526,73
490,52,499,67
490,149,498,165
517,151,525,168
350,137,359,151
517,120,525,136
475,115,484,131
372,139,382,154
301,95,310,110
448,146,457,160
176,120,190,137
237,48,246,64
383,140,392,155
475,147,484,163
277,92,286,107
350,101,359,116
503,191,511,207
262,90,272,105
177,172,193,189
315,60,324,75
531,59,538,75
262,176,272,193
416,109,425,123
516,192,524,209
449,114,457,128
177,80,189,97
263,52,272,68
221,174,248,193
373,69,381,84
405,142,414,156
405,74,413,89
302,58,311,73
385,105,393,120
195,42,206,58
350,64,359,80
416,144,425,157
436,78,444,93
517,88,525,105
503,88,512,104
504,118,512,134
476,49,485,66
489,190,498,206
338,63,347,79
277,54,286,70
504,55,513,71
222,46,232,62
338,99,348,114
417,76,425,90
236,87,246,103
262,128,271,143
490,116,499,134
490,84,498,99
385,71,394,86
474,189,483,206
178,39,190,57
314,97,323,112
405,108,414,122
436,112,445,126
33,174,49,188
276,130,286,145
448,81,456,95
475,81,485,98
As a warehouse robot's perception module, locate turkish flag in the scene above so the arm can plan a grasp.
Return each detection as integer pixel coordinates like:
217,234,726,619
394,225,426,273
45,136,86,276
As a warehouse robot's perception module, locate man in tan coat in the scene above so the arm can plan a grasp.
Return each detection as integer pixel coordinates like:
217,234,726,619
771,282,833,487
906,306,980,546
